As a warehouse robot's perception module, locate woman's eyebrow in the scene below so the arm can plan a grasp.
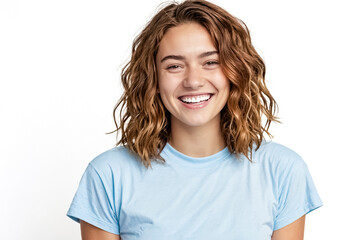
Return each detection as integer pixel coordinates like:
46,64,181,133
160,50,218,63
198,50,218,58
160,55,185,63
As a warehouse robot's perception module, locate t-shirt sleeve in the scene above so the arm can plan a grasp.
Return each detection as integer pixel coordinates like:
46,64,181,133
273,155,323,230
67,163,120,235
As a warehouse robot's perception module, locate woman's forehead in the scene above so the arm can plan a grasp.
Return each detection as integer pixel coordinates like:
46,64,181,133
157,22,217,60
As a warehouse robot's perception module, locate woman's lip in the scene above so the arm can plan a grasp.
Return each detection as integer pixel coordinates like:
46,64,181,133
178,94,213,109
178,93,214,98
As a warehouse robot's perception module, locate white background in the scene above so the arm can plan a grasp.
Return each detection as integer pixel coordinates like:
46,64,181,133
1,0,359,239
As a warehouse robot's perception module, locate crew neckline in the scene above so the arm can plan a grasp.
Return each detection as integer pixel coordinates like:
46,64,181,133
161,142,232,169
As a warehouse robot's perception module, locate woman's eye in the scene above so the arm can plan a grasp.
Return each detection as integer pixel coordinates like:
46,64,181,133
205,61,219,67
166,65,181,69
205,61,218,65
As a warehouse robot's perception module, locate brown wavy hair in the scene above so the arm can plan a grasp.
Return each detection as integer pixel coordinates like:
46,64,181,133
111,0,280,168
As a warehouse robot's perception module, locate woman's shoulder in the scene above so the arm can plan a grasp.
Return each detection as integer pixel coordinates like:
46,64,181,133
253,141,312,187
89,145,144,174
253,140,305,168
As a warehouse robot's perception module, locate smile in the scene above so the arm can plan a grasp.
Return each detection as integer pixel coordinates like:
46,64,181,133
179,94,213,104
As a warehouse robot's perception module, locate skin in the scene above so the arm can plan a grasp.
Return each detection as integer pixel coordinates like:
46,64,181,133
156,22,230,157
80,220,120,240
80,22,306,240
271,215,306,240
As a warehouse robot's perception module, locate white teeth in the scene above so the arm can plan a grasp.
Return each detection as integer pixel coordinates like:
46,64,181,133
180,94,211,103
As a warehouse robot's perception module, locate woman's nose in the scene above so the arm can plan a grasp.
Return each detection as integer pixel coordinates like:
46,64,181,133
183,66,205,89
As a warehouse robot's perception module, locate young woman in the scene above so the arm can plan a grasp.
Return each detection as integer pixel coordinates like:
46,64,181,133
67,1,323,239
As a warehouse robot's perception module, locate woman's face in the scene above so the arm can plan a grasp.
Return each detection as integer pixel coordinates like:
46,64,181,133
156,22,230,129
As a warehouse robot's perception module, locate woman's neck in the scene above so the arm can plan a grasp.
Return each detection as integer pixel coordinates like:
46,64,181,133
168,117,226,157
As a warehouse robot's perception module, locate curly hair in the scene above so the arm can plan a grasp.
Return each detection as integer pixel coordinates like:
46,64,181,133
112,0,280,168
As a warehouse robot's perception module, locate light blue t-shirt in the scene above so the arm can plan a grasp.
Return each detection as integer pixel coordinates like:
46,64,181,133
67,141,323,239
